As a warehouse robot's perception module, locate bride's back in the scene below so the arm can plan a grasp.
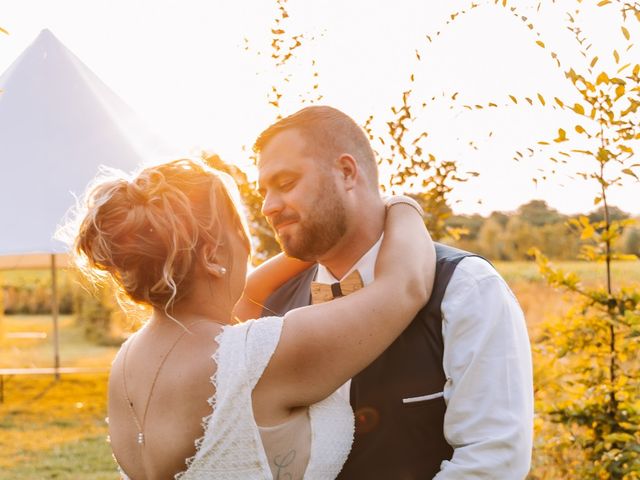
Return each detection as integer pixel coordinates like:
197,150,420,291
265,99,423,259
108,321,221,480
67,159,251,479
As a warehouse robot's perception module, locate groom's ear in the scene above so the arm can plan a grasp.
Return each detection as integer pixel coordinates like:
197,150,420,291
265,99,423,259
335,154,358,191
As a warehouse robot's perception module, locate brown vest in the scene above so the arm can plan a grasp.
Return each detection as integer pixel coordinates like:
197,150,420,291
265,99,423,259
262,243,483,479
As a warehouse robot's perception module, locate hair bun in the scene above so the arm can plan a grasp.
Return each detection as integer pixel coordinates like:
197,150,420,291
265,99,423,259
71,158,251,311
126,181,149,206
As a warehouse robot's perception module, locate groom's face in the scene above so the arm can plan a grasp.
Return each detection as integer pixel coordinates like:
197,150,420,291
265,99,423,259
258,129,347,261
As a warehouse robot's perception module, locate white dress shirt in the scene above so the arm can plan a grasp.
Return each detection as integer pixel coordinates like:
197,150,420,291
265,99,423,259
316,239,534,478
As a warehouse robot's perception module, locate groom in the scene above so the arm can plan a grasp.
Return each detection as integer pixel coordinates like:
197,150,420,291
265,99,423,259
254,106,533,479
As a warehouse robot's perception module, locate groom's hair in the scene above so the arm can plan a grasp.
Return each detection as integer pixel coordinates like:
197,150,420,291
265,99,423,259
254,106,379,189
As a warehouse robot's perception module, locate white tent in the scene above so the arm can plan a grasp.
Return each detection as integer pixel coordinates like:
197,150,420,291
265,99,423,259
0,29,169,259
0,29,172,372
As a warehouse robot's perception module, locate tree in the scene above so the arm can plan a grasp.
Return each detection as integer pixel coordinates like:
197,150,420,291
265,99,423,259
234,0,482,251
475,216,507,260
588,205,631,224
504,216,541,260
621,222,640,255
489,0,640,476
517,200,565,227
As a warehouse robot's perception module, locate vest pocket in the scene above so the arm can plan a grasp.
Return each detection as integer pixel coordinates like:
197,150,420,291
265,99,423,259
402,391,444,405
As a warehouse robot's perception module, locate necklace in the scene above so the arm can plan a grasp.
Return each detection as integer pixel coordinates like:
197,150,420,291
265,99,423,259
121,328,188,446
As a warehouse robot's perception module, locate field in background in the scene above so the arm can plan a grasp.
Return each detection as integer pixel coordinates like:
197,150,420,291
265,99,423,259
0,260,638,478
0,315,117,479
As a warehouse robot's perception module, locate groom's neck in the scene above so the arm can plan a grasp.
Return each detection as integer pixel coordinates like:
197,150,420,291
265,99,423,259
317,202,385,280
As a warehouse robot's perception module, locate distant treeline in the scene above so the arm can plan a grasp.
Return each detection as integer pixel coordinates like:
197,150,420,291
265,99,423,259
444,199,640,261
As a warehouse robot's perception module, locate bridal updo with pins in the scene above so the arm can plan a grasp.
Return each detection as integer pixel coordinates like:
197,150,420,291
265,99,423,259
71,159,250,310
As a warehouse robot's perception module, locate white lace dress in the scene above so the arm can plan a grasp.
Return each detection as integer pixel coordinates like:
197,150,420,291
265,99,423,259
120,316,354,479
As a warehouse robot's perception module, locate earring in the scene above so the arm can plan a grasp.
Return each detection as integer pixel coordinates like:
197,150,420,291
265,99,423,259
217,266,227,276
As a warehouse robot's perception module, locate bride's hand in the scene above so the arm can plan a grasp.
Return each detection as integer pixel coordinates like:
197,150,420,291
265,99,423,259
375,195,432,299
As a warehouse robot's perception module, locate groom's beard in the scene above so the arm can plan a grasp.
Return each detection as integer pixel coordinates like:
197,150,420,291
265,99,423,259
272,192,347,262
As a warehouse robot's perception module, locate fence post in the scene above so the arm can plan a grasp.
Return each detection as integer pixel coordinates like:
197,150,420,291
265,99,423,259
51,254,60,381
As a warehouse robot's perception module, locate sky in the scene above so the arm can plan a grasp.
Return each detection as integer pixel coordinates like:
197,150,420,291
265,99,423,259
1,0,638,216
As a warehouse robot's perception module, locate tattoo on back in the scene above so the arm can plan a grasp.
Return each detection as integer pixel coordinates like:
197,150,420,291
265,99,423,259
273,449,296,480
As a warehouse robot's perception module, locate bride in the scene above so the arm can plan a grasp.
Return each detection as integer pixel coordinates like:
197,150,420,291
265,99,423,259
71,158,434,479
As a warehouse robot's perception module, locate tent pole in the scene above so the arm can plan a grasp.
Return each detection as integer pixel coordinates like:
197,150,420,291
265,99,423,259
51,254,60,380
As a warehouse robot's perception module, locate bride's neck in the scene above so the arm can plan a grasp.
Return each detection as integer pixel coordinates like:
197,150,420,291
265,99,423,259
151,277,236,327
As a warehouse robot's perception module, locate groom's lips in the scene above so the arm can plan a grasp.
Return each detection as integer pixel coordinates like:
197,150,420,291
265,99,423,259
274,220,297,234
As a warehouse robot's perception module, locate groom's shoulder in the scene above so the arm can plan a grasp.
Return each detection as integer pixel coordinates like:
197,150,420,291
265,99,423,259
434,242,497,283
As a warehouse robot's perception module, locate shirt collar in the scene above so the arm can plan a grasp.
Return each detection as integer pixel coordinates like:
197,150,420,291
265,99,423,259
315,234,383,286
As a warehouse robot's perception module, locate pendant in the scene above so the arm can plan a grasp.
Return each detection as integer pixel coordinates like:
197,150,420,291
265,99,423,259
137,432,145,445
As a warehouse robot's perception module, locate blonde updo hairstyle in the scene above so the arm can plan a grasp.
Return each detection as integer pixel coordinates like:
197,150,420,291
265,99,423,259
73,159,250,312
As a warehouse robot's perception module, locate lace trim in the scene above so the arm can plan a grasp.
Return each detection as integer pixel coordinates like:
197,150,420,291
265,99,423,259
174,325,228,480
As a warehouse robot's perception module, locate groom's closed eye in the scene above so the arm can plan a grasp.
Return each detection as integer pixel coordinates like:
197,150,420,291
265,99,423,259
258,171,298,196
277,179,296,192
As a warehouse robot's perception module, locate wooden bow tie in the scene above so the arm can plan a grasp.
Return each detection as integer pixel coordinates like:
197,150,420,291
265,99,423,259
310,270,364,305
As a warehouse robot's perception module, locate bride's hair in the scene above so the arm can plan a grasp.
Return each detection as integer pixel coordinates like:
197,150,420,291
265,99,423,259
71,158,250,311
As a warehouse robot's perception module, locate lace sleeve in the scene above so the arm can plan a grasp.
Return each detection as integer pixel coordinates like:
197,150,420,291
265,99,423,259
243,316,284,389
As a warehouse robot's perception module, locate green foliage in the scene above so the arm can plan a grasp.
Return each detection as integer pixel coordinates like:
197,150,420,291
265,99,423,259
488,0,640,476
529,248,640,478
362,87,471,241
74,287,115,346
445,200,631,261
203,153,279,264
1,275,74,315
239,0,478,247
517,200,565,227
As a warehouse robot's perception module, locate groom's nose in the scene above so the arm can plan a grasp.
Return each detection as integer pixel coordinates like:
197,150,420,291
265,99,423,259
261,191,284,220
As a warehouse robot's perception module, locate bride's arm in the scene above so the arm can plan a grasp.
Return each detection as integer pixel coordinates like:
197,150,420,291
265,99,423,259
257,200,435,408
234,254,313,320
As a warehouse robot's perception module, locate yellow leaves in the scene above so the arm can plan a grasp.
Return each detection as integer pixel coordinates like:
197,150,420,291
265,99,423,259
615,253,639,261
590,56,599,68
0,27,8,35
604,433,636,444
597,0,611,5
622,168,639,180
537,93,546,105
619,144,634,154
536,40,545,48
597,147,609,163
554,128,568,143
622,26,630,41
575,125,586,134
509,95,518,104
573,103,585,114
446,226,469,241
617,63,630,74
613,49,620,64
615,84,625,99
554,97,564,108
581,224,595,240
570,215,597,240
633,64,640,76
596,71,610,85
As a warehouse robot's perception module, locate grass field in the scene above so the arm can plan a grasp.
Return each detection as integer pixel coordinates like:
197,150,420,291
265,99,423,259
0,315,118,479
0,260,638,478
